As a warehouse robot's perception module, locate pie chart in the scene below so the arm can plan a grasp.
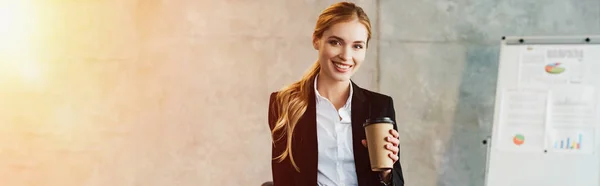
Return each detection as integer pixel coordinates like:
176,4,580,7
513,134,525,146
545,63,565,74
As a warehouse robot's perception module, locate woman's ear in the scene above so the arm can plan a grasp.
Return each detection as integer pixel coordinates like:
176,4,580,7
312,36,319,50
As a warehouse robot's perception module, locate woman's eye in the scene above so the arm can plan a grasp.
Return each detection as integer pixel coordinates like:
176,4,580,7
329,40,341,45
354,45,364,49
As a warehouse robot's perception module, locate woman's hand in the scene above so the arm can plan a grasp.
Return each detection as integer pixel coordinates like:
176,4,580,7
361,128,400,164
361,129,400,181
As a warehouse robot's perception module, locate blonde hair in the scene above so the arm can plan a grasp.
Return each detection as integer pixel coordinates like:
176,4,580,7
270,2,372,172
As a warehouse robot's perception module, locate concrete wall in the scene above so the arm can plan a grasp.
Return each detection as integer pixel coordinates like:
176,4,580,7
0,0,597,186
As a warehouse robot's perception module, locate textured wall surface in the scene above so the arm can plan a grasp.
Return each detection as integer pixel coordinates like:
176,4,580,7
378,0,600,186
0,0,598,186
0,1,376,186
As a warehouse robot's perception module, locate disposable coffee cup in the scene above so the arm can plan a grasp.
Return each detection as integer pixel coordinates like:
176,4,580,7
363,117,395,171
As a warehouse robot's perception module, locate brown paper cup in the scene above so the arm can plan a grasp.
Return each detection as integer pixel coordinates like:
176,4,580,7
363,117,395,171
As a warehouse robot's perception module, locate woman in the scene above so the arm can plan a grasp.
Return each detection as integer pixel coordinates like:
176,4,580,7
268,2,404,186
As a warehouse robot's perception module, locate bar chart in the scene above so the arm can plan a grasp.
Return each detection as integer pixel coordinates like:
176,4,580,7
548,129,594,153
553,133,582,150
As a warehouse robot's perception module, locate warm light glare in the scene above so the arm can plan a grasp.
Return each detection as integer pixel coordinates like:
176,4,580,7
0,1,35,50
0,1,42,87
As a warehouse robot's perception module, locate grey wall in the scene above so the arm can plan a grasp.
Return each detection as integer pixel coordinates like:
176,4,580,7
0,0,598,186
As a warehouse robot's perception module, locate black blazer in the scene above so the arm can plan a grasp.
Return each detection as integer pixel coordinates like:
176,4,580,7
268,80,405,186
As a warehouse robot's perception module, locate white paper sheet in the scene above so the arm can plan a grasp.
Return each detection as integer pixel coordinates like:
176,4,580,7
541,86,597,154
498,89,548,151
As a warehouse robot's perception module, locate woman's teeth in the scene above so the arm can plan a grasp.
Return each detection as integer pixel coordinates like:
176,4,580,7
334,62,351,69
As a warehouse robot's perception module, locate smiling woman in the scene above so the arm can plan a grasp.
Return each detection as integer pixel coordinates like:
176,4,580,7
267,2,405,186
0,1,43,88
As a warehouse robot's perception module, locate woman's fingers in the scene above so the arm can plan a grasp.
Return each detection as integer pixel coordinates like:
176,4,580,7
388,153,399,162
389,129,399,139
385,143,399,155
385,136,400,147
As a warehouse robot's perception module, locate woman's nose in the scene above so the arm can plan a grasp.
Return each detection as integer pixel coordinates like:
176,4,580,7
338,47,352,62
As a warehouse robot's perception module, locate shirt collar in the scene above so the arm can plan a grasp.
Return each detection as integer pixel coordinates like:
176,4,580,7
314,74,353,108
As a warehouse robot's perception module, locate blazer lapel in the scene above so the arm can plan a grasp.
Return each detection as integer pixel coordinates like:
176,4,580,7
350,81,378,186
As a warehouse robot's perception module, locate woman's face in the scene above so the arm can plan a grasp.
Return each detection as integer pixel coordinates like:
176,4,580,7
313,18,368,83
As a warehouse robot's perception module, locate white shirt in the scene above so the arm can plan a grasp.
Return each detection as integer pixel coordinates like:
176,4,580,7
314,75,358,186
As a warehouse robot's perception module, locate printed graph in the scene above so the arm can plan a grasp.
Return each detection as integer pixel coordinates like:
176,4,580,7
553,133,582,150
548,129,594,153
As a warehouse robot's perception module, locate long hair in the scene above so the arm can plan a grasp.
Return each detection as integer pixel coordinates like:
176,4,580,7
270,2,372,172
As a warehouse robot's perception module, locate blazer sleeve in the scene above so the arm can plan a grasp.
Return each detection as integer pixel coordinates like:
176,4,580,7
268,92,294,186
387,96,405,186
